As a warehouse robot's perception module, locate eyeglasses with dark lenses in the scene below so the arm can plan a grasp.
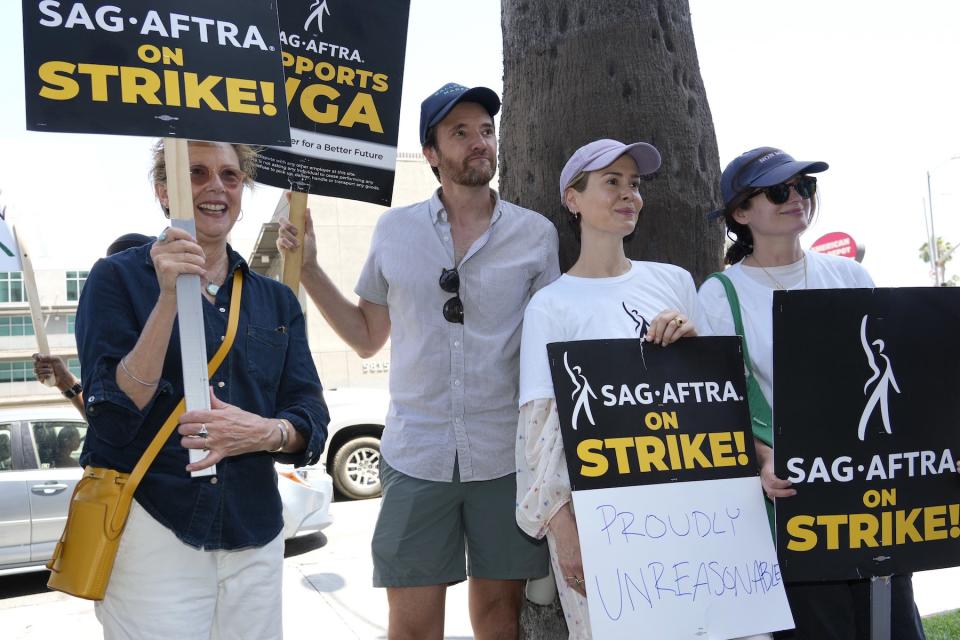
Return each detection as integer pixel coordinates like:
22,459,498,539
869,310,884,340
439,268,463,324
753,176,817,205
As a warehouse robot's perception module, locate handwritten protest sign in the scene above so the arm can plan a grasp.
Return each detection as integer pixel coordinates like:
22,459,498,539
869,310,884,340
22,0,290,145
548,338,793,639
773,288,960,582
254,0,411,206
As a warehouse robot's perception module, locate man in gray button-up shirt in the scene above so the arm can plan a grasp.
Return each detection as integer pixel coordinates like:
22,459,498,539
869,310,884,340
280,82,559,639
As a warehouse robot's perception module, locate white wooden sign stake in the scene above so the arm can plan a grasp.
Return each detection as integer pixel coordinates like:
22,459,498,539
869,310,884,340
164,137,215,477
13,225,55,386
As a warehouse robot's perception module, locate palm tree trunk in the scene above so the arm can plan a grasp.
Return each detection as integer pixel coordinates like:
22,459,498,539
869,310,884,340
501,2,724,635
500,0,723,280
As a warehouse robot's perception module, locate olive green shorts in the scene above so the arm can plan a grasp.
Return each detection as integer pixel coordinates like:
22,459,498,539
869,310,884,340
372,459,549,588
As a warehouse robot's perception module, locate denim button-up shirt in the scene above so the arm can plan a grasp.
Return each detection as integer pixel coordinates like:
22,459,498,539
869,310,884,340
76,244,328,550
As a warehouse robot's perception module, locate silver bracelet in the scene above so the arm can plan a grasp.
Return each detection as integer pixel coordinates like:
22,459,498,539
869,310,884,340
119,356,159,387
268,421,288,453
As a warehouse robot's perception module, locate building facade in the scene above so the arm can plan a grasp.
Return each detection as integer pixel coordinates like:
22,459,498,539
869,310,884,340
0,268,86,406
249,153,439,391
0,153,439,406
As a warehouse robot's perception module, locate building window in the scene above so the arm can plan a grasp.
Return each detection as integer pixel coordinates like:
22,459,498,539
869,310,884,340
0,360,35,383
67,358,81,380
0,316,35,337
66,271,89,302
66,314,76,334
0,272,25,303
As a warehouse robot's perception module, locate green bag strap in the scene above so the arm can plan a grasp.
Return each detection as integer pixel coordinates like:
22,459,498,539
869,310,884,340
706,272,773,446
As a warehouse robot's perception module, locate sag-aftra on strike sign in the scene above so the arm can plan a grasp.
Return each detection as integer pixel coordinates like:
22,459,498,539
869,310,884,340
547,338,793,640
773,287,960,582
254,0,411,206
22,1,291,144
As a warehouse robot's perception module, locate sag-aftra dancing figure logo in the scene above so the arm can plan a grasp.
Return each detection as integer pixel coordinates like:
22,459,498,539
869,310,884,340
304,0,332,33
857,315,900,441
563,352,596,430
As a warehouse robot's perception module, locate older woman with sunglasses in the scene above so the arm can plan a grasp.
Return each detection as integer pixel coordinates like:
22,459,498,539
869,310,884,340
697,147,925,640
75,140,328,639
515,139,709,639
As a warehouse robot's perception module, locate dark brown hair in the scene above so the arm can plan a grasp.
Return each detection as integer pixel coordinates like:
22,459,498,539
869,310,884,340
422,125,441,182
721,183,820,265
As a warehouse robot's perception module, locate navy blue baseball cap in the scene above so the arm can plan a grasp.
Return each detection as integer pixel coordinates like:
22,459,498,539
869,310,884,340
707,147,828,220
419,83,501,145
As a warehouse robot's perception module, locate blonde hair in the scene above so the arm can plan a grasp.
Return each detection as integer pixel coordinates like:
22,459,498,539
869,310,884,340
565,171,590,198
149,140,257,188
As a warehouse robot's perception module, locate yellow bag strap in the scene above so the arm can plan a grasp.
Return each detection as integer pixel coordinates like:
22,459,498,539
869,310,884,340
115,270,243,513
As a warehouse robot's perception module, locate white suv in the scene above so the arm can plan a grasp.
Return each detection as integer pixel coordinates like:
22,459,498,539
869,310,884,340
321,387,389,500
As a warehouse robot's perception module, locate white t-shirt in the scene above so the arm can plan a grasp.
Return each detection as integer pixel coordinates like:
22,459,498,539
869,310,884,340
697,250,874,407
519,260,705,406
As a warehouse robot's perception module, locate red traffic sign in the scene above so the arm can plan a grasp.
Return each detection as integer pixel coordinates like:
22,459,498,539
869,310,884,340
810,231,858,260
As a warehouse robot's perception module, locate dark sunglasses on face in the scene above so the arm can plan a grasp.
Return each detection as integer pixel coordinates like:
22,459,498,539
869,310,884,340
190,165,245,189
439,268,463,324
751,175,817,205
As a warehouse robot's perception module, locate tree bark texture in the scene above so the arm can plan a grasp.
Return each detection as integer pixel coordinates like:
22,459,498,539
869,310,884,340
519,593,570,640
500,0,723,282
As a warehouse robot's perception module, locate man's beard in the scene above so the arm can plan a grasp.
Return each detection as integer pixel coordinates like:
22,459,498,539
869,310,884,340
438,150,496,187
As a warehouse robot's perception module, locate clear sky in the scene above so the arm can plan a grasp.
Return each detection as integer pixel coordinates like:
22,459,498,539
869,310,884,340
1,1,959,286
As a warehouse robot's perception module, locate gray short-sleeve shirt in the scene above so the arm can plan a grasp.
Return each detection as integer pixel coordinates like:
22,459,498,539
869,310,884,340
355,189,560,482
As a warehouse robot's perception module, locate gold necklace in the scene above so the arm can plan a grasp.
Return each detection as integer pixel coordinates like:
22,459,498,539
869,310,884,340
750,253,807,290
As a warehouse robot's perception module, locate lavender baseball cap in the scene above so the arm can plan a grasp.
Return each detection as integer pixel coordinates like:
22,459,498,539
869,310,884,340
706,147,828,220
559,139,661,202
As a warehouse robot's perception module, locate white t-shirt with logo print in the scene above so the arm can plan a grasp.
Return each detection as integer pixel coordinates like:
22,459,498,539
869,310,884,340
519,260,706,407
697,250,875,408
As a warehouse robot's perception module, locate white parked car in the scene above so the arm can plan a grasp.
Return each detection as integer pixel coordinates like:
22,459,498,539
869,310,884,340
0,405,333,576
321,387,389,500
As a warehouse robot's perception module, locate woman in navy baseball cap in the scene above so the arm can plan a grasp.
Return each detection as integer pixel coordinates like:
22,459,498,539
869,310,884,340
698,148,925,640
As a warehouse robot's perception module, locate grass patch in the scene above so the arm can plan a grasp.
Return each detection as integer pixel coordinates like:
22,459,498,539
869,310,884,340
923,608,960,640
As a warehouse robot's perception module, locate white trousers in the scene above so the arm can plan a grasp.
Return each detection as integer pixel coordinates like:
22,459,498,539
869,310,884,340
95,501,284,640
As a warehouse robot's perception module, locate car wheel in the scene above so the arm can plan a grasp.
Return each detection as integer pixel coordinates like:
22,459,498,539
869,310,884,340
331,436,382,500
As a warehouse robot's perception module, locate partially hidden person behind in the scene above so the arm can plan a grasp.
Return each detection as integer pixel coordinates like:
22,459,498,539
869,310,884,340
278,83,559,639
696,147,925,640
33,353,84,414
52,424,82,468
515,139,707,639
75,140,329,639
32,234,156,415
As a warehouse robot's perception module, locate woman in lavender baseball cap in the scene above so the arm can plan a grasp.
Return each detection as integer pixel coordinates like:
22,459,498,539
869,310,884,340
514,139,707,638
698,148,925,640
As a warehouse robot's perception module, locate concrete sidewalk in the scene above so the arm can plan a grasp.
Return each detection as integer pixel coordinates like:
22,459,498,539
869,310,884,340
279,497,473,639
2,498,958,639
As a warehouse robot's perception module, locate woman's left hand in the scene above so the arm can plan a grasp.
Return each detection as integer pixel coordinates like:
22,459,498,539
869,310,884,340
645,309,697,345
178,387,274,472
548,505,587,597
